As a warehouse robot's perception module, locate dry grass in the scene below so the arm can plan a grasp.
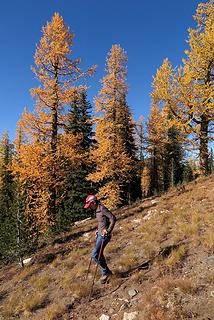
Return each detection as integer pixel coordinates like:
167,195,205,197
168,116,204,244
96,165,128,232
137,180,214,255
60,262,88,292
68,280,90,299
157,276,197,295
51,247,89,270
202,229,214,250
205,273,214,285
36,302,69,320
22,291,49,312
15,265,40,283
164,245,187,268
117,245,136,272
1,289,24,319
0,174,213,320
107,274,123,287
117,254,135,272
60,271,75,290
105,241,118,254
137,275,197,320
2,288,49,319
29,273,52,290
174,278,197,295
131,270,147,283
142,241,159,259
138,288,172,320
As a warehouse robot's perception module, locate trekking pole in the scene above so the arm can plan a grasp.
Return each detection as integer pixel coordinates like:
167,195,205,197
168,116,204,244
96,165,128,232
88,238,104,301
85,256,92,280
86,232,98,280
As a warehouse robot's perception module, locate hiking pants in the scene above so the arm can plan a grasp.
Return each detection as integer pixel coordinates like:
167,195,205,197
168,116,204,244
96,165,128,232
92,234,111,275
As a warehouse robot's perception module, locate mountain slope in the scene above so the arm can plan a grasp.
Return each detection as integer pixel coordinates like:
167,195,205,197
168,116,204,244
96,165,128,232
0,174,214,320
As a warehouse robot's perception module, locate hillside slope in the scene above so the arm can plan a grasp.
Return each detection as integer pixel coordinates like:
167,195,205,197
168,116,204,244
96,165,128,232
0,174,214,320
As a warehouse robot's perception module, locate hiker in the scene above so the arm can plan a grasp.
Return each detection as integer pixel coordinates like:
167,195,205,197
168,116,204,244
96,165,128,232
84,194,116,283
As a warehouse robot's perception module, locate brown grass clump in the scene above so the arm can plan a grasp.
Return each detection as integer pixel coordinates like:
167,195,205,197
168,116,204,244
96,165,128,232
15,265,40,283
117,246,136,272
138,287,174,320
29,273,52,290
174,278,197,295
22,291,50,312
201,228,214,250
157,276,197,295
137,275,197,320
43,302,69,320
69,280,90,299
1,289,24,319
164,245,187,268
131,270,147,284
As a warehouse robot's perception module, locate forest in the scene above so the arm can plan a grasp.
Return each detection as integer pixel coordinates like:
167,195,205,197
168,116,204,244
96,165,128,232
0,0,213,264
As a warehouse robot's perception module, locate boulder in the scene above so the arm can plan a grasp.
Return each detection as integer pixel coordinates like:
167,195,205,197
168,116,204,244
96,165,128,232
123,311,139,320
99,314,110,320
128,289,138,298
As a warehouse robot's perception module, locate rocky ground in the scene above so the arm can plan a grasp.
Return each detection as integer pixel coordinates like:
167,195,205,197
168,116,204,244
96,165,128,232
0,174,214,320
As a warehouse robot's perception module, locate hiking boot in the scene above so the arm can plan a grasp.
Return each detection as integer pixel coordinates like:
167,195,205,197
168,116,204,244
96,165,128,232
100,271,113,284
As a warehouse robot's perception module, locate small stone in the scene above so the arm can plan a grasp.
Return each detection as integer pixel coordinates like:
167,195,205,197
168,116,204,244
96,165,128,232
83,232,90,239
133,219,141,224
174,287,182,295
205,256,214,266
23,257,32,264
123,311,139,320
201,255,214,265
109,308,114,314
151,199,158,204
99,315,110,320
128,289,138,298
166,300,174,309
119,301,131,311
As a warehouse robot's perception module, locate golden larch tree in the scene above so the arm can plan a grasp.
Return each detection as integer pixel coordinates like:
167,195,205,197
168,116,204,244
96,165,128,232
88,45,135,209
12,13,95,232
146,104,167,193
152,1,214,176
176,0,214,175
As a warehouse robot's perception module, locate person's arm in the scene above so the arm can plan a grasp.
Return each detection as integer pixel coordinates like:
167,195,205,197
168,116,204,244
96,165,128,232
103,207,116,234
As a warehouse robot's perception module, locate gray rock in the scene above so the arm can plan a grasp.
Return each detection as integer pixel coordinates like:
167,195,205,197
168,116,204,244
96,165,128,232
99,315,110,320
201,255,214,265
23,257,32,265
151,199,158,204
205,256,214,265
123,312,139,320
128,289,138,298
174,287,183,295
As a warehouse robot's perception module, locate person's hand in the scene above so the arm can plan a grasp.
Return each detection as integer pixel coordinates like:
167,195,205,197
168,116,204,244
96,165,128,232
95,230,98,238
102,229,109,237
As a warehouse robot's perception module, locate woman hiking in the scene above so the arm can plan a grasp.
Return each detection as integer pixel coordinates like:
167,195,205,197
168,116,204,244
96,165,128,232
84,194,116,284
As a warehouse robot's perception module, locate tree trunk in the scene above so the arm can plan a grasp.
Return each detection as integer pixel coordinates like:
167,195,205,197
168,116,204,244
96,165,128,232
151,147,159,193
199,114,209,176
16,186,24,267
49,64,59,223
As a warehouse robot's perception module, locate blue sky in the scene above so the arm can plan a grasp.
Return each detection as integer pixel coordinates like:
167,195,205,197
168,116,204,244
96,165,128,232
0,0,203,140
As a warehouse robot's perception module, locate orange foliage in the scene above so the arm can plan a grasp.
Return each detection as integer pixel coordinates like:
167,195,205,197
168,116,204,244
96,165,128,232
88,45,134,209
12,13,95,232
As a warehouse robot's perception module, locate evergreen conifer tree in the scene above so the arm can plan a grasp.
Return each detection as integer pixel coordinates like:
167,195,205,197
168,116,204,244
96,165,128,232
163,120,185,190
58,89,95,228
0,132,16,261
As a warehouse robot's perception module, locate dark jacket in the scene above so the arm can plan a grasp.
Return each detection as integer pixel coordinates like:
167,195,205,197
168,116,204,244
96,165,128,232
96,204,116,235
